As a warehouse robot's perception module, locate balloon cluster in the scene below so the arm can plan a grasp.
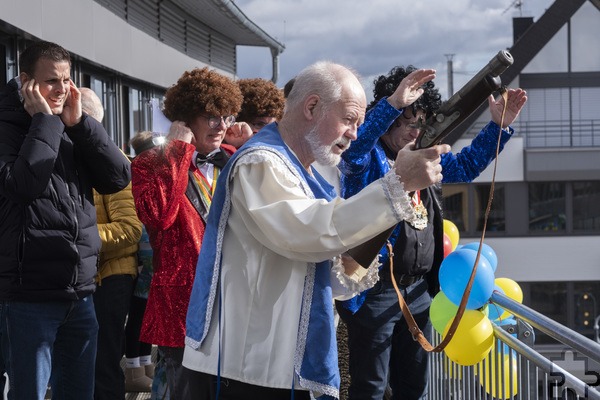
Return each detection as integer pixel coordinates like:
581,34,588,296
431,220,523,398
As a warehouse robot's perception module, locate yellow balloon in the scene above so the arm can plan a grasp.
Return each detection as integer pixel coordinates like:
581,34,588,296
495,277,523,319
442,310,494,366
443,219,460,250
476,349,518,399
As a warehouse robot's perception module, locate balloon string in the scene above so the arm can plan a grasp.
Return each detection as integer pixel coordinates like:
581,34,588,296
390,88,509,353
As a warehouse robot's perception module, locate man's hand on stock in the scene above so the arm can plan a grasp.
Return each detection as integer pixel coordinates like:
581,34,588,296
394,142,450,192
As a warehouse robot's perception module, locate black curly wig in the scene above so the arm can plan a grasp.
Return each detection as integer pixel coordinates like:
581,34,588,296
369,65,442,118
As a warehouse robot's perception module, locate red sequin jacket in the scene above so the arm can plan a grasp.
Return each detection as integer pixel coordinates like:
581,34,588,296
131,139,234,347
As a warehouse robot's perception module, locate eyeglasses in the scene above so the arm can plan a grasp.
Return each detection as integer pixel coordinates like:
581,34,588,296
200,114,236,129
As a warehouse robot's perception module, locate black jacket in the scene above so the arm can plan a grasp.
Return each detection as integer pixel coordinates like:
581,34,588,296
0,79,131,301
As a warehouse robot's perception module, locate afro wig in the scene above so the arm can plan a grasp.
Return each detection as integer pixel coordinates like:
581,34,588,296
236,78,285,122
163,67,243,124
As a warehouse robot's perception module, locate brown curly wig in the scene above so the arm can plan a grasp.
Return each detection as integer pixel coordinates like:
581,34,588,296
236,78,285,123
162,68,243,124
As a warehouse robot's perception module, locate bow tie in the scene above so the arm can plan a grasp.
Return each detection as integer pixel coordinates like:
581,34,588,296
196,150,228,169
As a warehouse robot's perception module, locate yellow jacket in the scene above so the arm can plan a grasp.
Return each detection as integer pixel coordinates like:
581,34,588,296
94,182,142,283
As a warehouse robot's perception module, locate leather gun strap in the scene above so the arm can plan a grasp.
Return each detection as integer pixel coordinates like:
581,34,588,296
388,242,435,351
390,89,509,353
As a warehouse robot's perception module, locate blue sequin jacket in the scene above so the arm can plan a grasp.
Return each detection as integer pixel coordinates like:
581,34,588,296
338,97,515,312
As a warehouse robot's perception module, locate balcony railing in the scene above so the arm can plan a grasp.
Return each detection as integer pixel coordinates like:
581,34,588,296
428,291,600,399
462,119,600,148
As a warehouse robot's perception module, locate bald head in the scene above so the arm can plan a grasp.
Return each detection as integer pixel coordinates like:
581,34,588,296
285,61,365,113
279,61,366,168
80,87,104,122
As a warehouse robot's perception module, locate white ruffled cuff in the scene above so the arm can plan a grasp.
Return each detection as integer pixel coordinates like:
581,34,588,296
380,169,417,225
330,255,380,300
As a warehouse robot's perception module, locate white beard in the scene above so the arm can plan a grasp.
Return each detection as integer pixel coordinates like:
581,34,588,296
306,125,349,167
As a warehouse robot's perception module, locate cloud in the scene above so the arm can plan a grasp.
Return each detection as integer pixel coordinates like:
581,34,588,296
235,0,553,100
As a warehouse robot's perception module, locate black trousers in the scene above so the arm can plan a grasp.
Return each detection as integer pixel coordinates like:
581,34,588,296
186,369,311,400
124,295,152,358
93,274,134,400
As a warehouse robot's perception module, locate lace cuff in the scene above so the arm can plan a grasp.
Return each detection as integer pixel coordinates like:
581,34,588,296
380,169,417,225
331,255,380,298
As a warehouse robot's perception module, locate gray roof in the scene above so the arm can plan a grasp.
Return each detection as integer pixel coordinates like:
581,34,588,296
171,0,285,54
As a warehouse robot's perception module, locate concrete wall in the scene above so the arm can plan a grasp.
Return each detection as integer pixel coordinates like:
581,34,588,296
465,236,600,282
453,136,526,183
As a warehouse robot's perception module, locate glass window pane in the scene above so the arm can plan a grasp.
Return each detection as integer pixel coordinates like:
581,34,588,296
130,88,142,138
573,181,600,231
442,184,467,232
521,88,571,148
528,282,568,344
573,282,599,338
571,88,600,147
475,184,505,232
529,182,566,232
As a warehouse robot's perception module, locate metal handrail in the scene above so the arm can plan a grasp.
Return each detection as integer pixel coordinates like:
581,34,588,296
493,325,600,399
491,291,600,364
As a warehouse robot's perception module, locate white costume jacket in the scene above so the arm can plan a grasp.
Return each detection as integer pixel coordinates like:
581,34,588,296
184,124,416,398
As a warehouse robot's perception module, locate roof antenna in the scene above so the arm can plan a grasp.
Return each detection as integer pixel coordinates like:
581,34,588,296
502,0,523,16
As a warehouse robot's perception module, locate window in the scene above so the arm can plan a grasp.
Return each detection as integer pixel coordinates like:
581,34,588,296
442,183,506,236
529,182,566,232
129,87,144,141
442,184,467,232
572,181,600,231
0,37,17,91
86,75,118,145
475,184,505,232
574,284,598,330
522,281,600,344
520,86,600,148
527,282,568,344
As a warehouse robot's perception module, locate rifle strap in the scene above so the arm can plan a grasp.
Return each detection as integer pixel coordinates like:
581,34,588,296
389,88,509,353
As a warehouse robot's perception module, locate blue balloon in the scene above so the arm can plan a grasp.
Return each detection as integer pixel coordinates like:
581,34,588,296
439,248,495,309
487,285,505,321
461,242,498,272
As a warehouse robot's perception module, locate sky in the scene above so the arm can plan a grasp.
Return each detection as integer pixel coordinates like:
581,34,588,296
233,0,554,101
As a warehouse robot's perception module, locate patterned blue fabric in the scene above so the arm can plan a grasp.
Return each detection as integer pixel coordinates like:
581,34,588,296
185,123,340,398
338,98,514,313
133,225,153,299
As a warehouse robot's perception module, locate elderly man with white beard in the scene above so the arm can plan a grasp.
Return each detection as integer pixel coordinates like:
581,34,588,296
182,61,451,400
